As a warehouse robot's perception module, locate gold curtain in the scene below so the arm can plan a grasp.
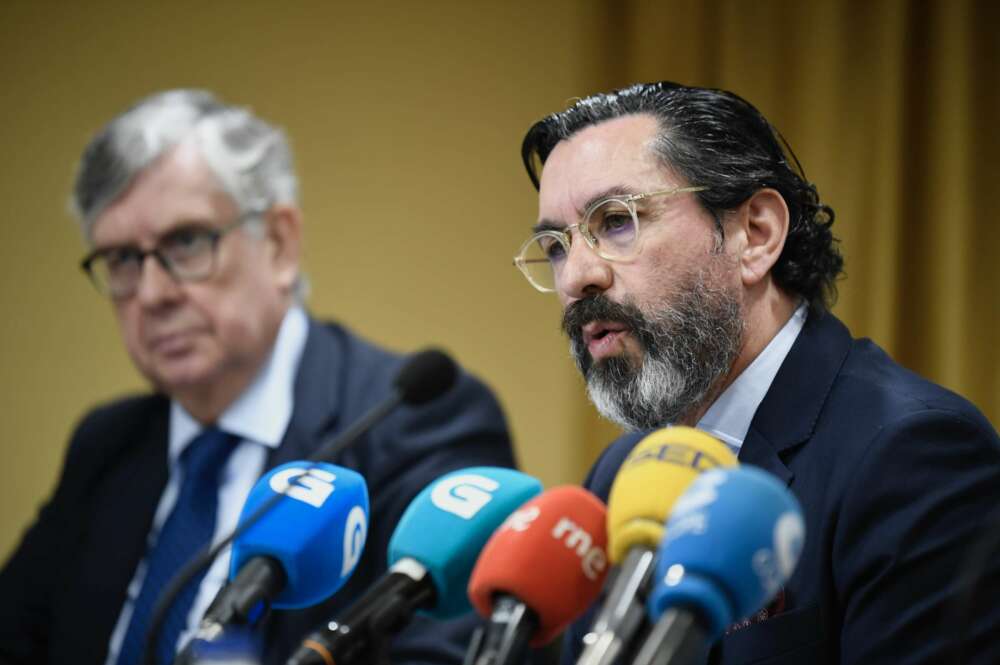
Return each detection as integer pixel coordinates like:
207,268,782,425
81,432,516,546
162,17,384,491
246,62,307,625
580,0,1000,459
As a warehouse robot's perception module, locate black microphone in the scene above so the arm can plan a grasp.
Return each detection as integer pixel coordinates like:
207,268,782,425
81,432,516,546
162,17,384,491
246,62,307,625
394,348,458,405
309,348,457,462
141,348,459,665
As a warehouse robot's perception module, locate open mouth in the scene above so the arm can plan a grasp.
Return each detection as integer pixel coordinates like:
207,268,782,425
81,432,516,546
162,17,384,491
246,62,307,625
581,321,631,361
582,321,629,346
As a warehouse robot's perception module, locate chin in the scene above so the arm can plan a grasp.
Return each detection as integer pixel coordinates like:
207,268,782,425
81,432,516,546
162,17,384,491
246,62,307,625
590,347,641,371
144,356,219,394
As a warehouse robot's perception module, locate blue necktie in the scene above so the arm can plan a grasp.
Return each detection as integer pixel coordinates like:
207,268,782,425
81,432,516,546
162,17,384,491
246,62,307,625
116,427,238,665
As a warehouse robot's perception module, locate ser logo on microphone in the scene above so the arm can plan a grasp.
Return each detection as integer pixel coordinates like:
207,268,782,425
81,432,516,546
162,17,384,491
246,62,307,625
269,467,337,508
431,474,500,519
552,517,607,580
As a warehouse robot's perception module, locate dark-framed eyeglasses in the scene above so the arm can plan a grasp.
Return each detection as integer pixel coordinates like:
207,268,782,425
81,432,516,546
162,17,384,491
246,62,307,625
80,210,262,299
513,186,707,293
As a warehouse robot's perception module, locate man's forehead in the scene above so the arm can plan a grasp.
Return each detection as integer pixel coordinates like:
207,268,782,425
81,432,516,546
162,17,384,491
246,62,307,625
537,114,667,212
90,142,235,243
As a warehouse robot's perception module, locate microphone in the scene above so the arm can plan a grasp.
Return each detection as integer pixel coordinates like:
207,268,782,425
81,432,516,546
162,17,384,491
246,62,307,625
576,426,738,665
632,466,805,665
393,348,458,405
182,462,369,650
287,466,543,665
142,348,455,665
465,486,610,665
309,348,458,462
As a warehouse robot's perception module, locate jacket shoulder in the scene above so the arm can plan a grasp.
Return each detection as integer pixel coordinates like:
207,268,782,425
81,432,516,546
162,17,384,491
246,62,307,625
67,393,169,462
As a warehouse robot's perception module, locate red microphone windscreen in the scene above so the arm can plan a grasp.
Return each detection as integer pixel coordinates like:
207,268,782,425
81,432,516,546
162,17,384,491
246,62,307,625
467,486,609,646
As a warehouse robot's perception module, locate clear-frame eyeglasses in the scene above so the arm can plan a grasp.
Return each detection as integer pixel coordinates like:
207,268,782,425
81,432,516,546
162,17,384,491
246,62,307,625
513,186,707,292
81,211,262,300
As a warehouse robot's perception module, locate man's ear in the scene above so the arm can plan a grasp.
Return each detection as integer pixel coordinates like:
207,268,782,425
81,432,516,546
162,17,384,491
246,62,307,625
264,204,303,291
732,188,789,287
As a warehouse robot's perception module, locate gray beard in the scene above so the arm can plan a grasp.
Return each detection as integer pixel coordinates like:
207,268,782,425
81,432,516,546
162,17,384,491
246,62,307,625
565,267,744,432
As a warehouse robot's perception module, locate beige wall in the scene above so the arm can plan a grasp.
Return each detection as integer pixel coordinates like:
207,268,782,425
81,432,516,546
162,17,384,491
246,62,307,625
0,0,614,559
2,0,997,561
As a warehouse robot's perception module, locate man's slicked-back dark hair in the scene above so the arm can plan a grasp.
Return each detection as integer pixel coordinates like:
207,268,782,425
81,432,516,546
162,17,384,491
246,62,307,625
521,81,844,312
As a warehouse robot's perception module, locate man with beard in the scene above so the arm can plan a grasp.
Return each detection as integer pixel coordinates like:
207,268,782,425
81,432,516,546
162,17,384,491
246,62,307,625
513,82,1000,664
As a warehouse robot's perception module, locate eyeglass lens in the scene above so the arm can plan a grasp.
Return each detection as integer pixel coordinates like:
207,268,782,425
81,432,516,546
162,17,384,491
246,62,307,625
89,226,220,297
518,198,639,291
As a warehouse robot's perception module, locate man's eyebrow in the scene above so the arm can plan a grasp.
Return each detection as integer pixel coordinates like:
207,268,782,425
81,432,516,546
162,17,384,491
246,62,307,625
162,218,217,234
531,219,565,234
531,184,638,234
91,218,215,251
580,185,637,213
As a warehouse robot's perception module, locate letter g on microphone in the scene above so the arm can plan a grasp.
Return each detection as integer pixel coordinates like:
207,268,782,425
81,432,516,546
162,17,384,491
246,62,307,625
232,462,370,609
430,474,500,519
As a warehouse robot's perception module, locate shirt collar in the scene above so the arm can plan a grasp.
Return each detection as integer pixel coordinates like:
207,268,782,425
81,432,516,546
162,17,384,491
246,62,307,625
697,303,808,452
169,305,309,463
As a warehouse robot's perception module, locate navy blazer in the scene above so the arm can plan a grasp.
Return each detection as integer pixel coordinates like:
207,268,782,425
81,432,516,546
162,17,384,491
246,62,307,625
563,311,1000,664
0,318,518,665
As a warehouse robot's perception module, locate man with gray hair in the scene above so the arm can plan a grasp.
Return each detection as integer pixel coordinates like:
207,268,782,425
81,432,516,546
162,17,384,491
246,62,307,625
0,90,517,665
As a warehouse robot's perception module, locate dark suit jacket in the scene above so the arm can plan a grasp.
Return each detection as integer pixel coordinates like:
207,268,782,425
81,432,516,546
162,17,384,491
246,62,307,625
0,318,518,665
562,311,1000,665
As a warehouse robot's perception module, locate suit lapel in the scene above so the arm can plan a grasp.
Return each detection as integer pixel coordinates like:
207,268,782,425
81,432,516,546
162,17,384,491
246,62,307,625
266,317,345,469
738,311,853,485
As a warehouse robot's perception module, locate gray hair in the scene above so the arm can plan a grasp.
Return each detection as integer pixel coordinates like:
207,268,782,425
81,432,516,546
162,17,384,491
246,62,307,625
72,89,298,237
72,89,308,298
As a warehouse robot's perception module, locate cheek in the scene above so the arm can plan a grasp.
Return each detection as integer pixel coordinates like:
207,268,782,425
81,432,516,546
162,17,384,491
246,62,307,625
607,260,654,302
191,279,275,351
114,303,148,361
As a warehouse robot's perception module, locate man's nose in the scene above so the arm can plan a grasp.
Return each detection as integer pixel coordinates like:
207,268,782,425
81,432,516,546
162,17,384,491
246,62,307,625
135,254,182,306
556,235,613,300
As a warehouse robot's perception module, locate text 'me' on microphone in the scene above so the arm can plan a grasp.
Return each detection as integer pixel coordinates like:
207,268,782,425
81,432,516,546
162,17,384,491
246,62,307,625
465,485,610,665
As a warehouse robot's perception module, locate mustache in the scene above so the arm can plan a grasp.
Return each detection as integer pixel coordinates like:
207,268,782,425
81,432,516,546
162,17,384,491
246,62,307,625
562,296,659,373
562,296,640,340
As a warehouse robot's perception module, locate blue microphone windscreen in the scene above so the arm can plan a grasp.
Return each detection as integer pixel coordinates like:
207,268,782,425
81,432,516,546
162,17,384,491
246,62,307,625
387,467,543,618
231,461,370,609
648,466,805,637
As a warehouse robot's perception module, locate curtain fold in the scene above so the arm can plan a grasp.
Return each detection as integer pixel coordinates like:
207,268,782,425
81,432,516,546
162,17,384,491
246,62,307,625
581,0,998,461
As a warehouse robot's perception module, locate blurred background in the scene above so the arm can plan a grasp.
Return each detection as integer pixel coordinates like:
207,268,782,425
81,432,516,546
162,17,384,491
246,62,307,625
1,0,997,560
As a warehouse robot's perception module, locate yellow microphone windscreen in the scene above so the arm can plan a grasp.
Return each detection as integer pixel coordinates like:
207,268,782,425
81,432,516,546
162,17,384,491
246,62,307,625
606,426,738,563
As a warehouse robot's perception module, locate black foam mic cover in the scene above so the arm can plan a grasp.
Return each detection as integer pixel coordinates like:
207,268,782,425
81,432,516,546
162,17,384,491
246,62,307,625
394,349,458,405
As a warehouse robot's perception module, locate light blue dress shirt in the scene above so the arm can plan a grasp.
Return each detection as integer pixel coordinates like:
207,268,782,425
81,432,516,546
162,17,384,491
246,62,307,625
697,304,807,452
